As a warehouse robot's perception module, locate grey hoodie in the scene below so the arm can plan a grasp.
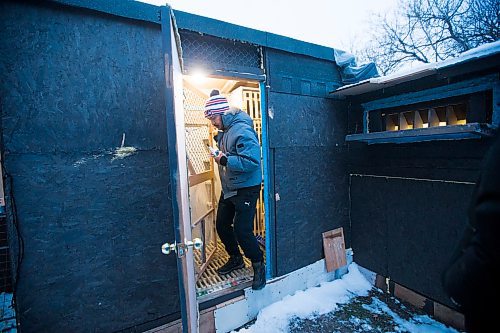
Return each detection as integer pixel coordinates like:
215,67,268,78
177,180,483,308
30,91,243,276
216,108,262,199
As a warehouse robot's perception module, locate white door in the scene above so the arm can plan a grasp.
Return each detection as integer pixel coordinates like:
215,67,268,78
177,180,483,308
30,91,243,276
161,6,199,333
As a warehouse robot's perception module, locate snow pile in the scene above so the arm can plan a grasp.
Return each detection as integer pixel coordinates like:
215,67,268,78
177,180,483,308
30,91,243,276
236,262,371,333
237,262,460,333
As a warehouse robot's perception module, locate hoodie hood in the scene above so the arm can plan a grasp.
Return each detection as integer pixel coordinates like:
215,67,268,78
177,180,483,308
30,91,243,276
215,106,262,198
221,107,253,130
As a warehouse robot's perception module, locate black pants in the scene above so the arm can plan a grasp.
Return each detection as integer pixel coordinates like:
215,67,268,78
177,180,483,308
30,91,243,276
216,186,263,263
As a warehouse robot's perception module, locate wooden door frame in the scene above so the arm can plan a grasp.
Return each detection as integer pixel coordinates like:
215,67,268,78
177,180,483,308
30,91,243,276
161,6,198,333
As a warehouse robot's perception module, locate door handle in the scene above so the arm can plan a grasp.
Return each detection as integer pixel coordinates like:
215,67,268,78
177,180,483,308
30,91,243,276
161,238,203,257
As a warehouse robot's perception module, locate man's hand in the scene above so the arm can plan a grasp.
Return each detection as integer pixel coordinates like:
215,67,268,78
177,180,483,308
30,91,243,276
213,152,227,166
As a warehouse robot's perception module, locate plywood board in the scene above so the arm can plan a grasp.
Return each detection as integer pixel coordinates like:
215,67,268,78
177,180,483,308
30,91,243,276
322,227,347,272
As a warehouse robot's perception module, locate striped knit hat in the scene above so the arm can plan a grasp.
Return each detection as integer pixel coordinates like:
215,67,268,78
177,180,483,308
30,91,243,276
204,92,230,118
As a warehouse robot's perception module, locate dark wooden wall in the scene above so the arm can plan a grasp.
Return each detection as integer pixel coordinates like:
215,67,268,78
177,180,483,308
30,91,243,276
265,48,350,276
0,2,180,331
0,0,370,330
348,104,496,308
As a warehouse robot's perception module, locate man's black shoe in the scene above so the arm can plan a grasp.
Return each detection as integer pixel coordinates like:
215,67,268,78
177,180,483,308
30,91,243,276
217,255,244,275
252,261,266,290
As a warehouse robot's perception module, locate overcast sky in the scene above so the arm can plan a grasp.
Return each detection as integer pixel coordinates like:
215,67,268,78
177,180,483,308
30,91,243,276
139,0,399,51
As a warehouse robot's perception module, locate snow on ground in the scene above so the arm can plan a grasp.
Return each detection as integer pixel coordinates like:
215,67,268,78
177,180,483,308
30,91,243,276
361,297,457,333
236,263,460,333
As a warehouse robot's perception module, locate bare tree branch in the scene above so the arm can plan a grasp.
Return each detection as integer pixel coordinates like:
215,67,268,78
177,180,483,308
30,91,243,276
351,0,500,74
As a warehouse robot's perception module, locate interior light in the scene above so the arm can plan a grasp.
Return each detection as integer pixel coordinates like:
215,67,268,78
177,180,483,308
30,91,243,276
439,121,447,126
422,123,429,128
191,69,208,85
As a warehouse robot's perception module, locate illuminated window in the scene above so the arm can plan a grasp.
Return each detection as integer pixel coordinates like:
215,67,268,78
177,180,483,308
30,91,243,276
347,85,495,144
376,101,470,133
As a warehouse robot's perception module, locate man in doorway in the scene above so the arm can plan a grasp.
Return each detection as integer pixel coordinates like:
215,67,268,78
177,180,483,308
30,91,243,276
204,89,265,290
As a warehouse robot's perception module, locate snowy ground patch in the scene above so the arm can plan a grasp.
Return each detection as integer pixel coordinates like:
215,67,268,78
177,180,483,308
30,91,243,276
235,262,371,333
236,262,460,333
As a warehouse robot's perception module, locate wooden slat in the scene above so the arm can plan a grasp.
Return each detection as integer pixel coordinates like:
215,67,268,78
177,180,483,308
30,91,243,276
196,247,218,281
189,170,213,187
187,158,196,176
346,122,495,144
322,227,347,272
192,208,215,227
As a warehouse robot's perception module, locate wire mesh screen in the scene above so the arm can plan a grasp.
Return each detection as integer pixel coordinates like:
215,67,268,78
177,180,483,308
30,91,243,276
179,30,261,70
184,87,208,125
184,86,211,175
185,127,211,174
183,83,219,282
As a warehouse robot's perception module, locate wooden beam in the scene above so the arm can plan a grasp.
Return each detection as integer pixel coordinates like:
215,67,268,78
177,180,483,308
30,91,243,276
345,122,495,144
192,208,215,227
189,170,213,187
362,74,497,112
196,247,218,282
187,159,196,176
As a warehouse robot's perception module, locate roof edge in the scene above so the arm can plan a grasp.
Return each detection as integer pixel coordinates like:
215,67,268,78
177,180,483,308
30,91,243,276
47,1,337,62
50,0,161,24
172,10,335,61
331,41,500,97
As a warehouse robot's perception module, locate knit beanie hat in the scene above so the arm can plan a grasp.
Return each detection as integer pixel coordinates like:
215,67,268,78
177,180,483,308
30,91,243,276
204,90,230,118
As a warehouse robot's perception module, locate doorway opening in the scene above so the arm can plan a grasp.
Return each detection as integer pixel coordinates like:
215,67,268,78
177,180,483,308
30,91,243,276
181,74,266,302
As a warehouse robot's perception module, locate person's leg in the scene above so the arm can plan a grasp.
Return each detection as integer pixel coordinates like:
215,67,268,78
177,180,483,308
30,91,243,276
231,187,266,290
216,193,240,257
216,192,244,275
231,188,262,262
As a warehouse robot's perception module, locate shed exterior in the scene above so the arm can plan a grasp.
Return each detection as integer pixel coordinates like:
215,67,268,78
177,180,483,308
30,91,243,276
0,0,349,331
334,43,500,313
3,0,493,331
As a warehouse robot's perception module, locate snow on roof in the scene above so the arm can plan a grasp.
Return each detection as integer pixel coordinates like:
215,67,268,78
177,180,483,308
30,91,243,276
332,40,500,96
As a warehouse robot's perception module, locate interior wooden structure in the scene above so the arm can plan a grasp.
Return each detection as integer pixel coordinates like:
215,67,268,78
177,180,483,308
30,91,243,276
182,75,265,301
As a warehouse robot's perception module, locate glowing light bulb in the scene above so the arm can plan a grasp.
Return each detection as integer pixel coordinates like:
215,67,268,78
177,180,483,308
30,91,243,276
191,69,207,85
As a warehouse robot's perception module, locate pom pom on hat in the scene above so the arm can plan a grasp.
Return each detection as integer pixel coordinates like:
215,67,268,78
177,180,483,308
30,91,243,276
205,90,229,118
